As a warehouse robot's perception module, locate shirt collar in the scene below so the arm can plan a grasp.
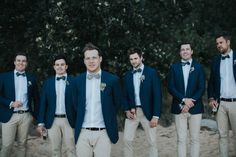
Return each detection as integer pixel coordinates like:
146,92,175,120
133,64,144,71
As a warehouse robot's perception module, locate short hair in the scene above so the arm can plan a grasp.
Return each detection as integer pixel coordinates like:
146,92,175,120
14,52,28,61
215,31,231,41
53,54,67,64
127,47,143,58
179,42,193,50
82,42,102,57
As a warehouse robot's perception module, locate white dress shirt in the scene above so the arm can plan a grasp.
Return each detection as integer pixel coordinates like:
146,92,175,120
181,59,192,94
55,74,67,115
220,50,236,98
82,70,105,128
133,64,144,107
14,70,28,111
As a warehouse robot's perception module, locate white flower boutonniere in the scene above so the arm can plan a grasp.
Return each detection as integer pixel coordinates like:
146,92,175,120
65,80,70,85
189,67,195,73
100,83,106,91
140,75,145,82
234,60,236,65
28,81,32,86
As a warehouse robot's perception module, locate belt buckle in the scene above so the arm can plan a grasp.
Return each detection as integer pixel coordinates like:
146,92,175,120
18,110,24,114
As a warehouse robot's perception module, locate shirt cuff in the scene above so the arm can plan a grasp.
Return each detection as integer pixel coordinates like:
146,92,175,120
152,116,159,119
38,123,45,127
9,101,14,109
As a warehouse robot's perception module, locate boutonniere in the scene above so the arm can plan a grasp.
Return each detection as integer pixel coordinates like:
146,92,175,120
140,75,145,82
189,67,195,73
65,80,70,85
100,83,106,91
234,60,236,65
28,81,32,86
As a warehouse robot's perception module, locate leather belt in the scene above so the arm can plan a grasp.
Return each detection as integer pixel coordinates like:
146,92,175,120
13,110,29,114
220,98,236,102
84,128,105,131
55,114,66,118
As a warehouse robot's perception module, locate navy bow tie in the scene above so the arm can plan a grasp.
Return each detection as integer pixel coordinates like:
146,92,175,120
87,74,101,80
16,72,26,77
181,61,190,66
56,76,66,81
133,68,142,74
221,55,230,60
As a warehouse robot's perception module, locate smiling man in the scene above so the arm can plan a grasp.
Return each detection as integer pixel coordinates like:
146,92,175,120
73,43,124,157
0,53,39,157
37,54,76,157
123,47,162,157
167,43,205,157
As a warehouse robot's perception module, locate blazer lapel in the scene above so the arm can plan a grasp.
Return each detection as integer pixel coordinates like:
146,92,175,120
177,62,185,94
9,72,16,99
232,52,236,79
185,61,196,95
100,71,105,106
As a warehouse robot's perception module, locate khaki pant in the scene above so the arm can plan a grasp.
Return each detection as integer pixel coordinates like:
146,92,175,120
76,129,111,157
216,101,236,157
174,113,202,157
123,108,158,157
1,113,32,157
48,117,76,157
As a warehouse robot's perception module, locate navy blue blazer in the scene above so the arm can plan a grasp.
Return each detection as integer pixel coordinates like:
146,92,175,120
37,75,76,129
208,52,236,100
168,60,205,114
73,71,124,144
123,65,162,120
0,71,39,123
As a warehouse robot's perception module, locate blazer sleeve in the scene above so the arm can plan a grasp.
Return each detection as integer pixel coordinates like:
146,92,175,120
167,65,185,101
37,81,47,124
152,69,162,117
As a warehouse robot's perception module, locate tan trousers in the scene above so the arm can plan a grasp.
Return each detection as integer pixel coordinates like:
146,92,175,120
174,113,202,157
0,113,32,157
216,101,236,157
48,117,76,157
123,108,158,157
76,129,111,157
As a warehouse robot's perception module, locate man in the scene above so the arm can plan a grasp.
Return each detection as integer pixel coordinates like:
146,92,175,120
73,43,124,157
123,47,162,157
37,55,76,157
208,32,236,157
0,53,39,157
167,43,205,157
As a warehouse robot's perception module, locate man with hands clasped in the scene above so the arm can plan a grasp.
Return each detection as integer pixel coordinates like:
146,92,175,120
167,42,205,157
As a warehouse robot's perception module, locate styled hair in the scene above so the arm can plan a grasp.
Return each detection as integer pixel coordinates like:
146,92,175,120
53,54,67,64
14,52,28,61
179,42,192,50
215,31,231,41
127,47,143,58
82,42,102,57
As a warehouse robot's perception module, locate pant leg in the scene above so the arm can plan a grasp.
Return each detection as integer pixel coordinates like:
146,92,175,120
189,114,202,157
93,130,111,157
61,118,76,157
48,118,62,157
123,116,139,157
76,129,93,157
16,113,32,157
1,114,18,157
217,101,229,157
175,113,188,157
228,101,236,156
139,108,158,157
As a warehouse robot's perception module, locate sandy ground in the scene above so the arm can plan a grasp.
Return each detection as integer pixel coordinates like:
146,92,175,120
1,123,235,157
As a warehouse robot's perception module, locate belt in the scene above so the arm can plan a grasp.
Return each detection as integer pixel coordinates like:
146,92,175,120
55,114,66,118
13,110,29,114
84,128,105,131
220,98,236,102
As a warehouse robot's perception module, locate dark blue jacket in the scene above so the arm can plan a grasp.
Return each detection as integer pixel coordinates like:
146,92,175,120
168,60,205,114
